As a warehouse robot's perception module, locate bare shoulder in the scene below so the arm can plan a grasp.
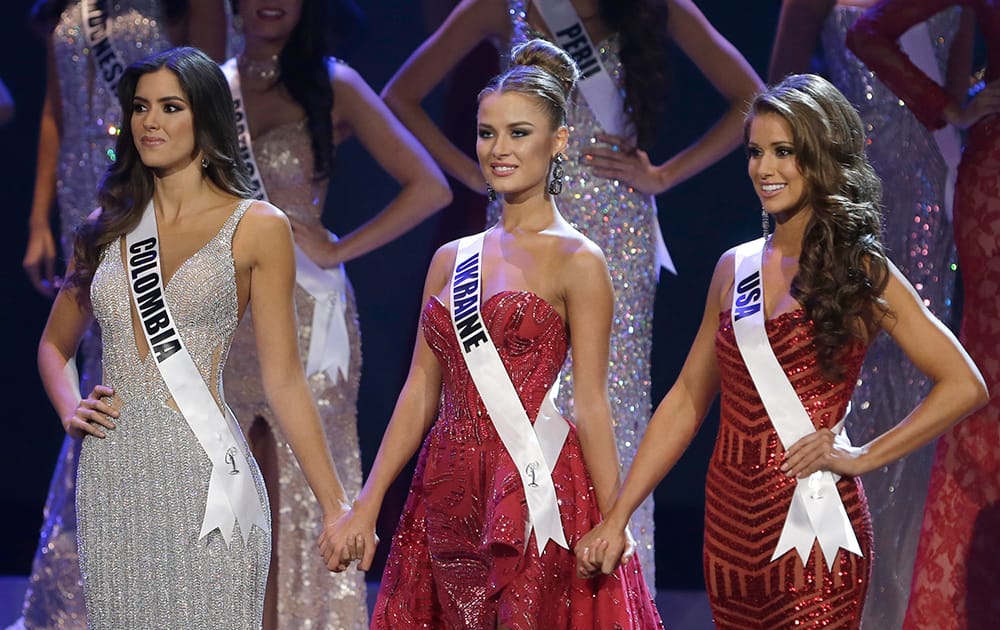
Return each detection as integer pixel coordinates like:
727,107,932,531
236,200,292,246
329,57,364,92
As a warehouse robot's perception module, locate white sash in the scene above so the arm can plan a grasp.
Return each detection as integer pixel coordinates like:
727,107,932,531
80,0,128,93
125,201,268,546
222,58,350,383
450,233,569,555
731,238,863,568
899,21,962,222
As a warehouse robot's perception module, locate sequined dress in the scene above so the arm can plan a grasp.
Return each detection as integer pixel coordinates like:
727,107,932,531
848,2,1000,627
373,291,663,629
77,200,270,628
17,5,172,629
820,8,960,629
706,309,873,629
223,96,368,627
492,0,660,587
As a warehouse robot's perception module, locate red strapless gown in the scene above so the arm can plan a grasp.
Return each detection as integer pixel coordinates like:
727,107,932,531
706,309,874,629
372,291,662,629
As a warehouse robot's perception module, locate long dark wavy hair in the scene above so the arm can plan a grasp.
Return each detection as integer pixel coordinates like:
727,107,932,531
231,0,364,180
29,0,189,35
68,47,253,298
599,0,670,149
745,74,890,379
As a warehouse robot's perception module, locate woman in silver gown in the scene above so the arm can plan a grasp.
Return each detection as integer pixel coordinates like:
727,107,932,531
380,0,762,586
768,2,970,627
36,47,354,629
223,0,451,627
17,3,227,628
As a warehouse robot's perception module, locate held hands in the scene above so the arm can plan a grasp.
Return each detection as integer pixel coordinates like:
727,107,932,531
23,224,61,297
583,133,666,196
317,500,380,573
287,216,344,269
781,429,864,479
574,518,636,579
63,385,118,439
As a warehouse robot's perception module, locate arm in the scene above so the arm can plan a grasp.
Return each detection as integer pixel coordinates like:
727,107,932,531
577,250,729,575
0,77,13,125
23,41,62,297
767,0,835,82
239,203,351,551
381,0,508,193
561,244,623,515
320,244,452,570
289,62,452,268
183,0,227,62
783,261,988,478
585,0,763,195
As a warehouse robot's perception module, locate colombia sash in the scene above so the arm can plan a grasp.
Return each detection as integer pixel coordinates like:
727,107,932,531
222,58,350,383
450,233,569,555
731,238,863,568
80,0,127,93
125,201,268,546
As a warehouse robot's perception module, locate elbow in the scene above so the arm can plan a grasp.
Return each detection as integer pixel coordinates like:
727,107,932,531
968,374,990,415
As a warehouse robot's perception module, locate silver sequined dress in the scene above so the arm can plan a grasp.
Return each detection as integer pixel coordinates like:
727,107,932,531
79,200,270,628
821,8,959,629
19,4,172,629
493,0,659,587
224,73,368,628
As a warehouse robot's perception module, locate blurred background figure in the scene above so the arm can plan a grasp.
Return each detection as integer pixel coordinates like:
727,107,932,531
0,77,13,126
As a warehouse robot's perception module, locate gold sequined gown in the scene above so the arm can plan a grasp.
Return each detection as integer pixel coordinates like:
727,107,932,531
490,0,660,588
224,110,368,626
18,4,172,628
79,200,271,628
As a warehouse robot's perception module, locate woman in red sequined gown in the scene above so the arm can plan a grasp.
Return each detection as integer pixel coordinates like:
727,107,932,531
576,74,987,629
846,2,1000,626
320,39,662,629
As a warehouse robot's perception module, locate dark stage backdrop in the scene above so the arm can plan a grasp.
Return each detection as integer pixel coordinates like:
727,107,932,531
0,1,777,589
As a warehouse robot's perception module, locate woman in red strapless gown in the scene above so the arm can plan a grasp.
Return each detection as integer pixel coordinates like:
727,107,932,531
576,74,987,629
847,4,1000,626
319,39,662,629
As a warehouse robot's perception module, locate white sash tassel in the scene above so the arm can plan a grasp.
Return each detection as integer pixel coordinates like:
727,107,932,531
732,239,863,568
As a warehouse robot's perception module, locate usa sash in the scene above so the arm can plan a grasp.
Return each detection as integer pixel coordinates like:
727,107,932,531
450,232,569,554
125,201,268,545
731,238,863,568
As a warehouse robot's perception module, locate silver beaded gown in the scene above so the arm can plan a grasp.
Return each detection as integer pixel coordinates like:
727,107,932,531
18,4,172,629
821,8,960,630
491,0,660,588
79,199,270,628
224,71,368,628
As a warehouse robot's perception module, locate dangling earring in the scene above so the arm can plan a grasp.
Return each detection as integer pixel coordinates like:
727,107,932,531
486,183,497,202
202,156,209,169
761,208,770,239
548,153,565,196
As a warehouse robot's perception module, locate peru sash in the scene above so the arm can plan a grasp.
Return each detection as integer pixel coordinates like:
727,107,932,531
731,238,863,568
450,233,569,555
80,0,127,93
222,58,350,383
899,21,962,223
125,201,268,546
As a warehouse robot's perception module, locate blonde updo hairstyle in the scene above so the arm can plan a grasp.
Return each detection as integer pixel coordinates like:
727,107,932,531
479,39,580,130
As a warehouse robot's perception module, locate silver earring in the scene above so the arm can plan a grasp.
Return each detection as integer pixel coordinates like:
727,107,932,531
761,208,770,239
202,156,209,169
548,152,564,196
486,183,497,202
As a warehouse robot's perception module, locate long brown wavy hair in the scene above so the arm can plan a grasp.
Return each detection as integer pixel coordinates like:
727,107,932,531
745,74,890,379
68,47,253,300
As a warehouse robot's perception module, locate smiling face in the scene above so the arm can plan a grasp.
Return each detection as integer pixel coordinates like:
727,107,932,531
239,0,304,47
130,68,198,175
746,112,811,220
476,90,567,204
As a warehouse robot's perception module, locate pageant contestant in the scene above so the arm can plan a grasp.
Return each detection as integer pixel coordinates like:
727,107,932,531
323,39,663,628
37,47,352,628
576,74,987,629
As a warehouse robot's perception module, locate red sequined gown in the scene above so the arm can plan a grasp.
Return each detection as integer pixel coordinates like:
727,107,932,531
848,3,1000,627
707,309,873,629
372,291,662,629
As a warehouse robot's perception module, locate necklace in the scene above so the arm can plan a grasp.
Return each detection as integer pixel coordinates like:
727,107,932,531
238,54,280,82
